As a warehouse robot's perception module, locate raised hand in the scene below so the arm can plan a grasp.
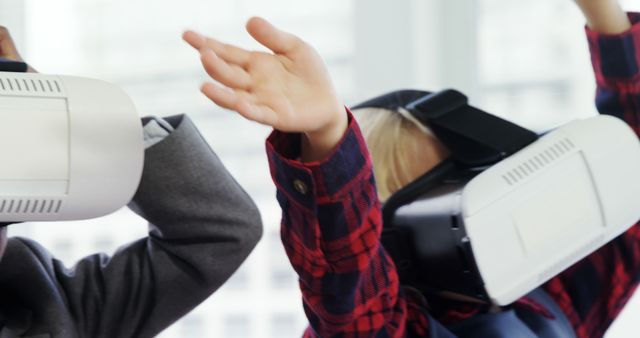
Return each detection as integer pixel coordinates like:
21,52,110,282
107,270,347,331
183,17,347,161
574,0,631,34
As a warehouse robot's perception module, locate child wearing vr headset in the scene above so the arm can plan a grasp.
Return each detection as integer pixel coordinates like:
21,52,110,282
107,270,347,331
186,0,639,336
0,28,263,337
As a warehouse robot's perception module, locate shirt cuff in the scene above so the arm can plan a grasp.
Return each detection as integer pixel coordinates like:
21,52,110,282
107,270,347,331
586,12,640,85
266,108,372,211
143,116,174,149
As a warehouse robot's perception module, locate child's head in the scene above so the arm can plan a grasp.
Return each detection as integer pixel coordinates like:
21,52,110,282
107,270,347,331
353,107,449,201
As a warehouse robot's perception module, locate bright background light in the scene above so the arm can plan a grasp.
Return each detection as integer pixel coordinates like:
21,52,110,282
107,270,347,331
0,0,638,337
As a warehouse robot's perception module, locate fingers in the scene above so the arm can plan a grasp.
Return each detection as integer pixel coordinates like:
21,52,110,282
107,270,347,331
183,30,250,67
201,49,251,90
182,30,206,49
201,82,278,127
245,17,304,55
201,82,240,111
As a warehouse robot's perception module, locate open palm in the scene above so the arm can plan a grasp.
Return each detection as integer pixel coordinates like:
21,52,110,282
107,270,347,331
183,17,343,134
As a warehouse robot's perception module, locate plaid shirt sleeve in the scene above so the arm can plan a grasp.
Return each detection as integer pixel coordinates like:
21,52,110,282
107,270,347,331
542,13,640,338
266,110,415,337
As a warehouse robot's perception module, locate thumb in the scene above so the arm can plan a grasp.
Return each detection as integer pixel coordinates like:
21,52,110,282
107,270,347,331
246,17,303,55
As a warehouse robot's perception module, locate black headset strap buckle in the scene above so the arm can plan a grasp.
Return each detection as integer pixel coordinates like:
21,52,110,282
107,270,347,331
407,89,538,168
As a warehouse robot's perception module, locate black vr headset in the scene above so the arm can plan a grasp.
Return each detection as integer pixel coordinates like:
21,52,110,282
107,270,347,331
352,89,640,305
353,89,539,302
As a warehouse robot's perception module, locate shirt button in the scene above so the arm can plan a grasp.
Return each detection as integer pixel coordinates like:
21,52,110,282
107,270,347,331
293,179,308,195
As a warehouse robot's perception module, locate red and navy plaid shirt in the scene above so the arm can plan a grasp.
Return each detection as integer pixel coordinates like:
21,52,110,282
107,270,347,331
266,13,640,338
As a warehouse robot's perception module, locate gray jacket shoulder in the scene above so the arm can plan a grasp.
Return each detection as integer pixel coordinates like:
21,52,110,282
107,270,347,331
0,114,262,338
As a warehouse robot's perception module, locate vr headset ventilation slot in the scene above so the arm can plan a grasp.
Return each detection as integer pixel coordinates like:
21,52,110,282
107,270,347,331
0,199,63,214
0,76,62,94
502,138,576,186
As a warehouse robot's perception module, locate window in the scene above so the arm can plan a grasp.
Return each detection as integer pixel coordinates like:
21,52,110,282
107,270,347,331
223,314,251,338
477,0,596,131
271,314,300,338
269,230,296,289
179,315,204,337
225,266,250,291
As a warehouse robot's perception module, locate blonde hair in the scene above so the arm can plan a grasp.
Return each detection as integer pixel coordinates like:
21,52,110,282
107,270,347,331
353,107,448,202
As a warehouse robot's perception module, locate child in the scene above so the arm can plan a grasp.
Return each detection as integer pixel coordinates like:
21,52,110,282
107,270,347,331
0,27,263,338
185,0,640,336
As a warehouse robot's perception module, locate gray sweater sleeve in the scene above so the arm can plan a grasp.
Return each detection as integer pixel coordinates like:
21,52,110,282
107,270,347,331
53,114,263,337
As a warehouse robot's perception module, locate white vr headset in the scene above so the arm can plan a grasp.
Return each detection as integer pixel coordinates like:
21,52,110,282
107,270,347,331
354,90,640,305
0,69,143,221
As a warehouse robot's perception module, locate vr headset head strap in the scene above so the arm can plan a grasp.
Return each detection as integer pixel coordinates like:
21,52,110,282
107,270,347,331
0,57,28,73
406,89,538,167
353,89,538,167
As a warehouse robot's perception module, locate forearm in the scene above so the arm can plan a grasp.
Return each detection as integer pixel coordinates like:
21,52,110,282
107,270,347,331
575,0,631,34
122,114,262,334
279,178,408,336
575,18,640,331
301,106,349,162
268,113,411,336
585,12,640,129
131,114,262,277
53,114,262,338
